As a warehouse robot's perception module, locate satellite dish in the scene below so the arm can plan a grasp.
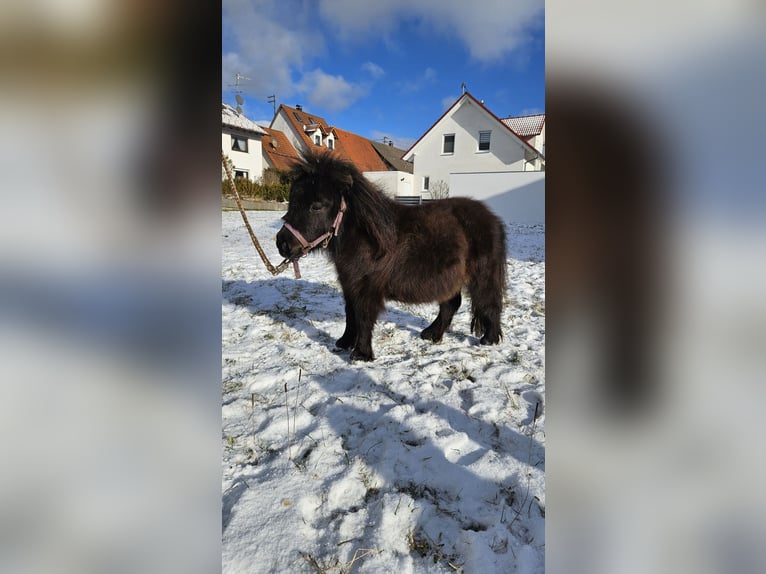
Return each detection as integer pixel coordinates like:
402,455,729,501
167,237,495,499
235,94,244,106
271,138,279,148
236,105,243,114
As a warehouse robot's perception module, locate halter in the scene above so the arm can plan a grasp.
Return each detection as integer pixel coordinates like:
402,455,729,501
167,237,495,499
280,197,347,278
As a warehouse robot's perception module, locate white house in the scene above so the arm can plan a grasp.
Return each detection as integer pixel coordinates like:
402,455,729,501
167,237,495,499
222,103,267,181
270,104,339,156
402,92,545,197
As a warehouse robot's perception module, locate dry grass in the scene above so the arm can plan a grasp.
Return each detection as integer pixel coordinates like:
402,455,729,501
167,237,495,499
300,547,383,574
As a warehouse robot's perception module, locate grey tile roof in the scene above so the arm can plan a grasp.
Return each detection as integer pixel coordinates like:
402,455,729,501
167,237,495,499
502,114,545,137
369,140,414,173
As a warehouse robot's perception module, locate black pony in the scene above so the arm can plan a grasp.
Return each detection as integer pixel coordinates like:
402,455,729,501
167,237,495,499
276,149,507,361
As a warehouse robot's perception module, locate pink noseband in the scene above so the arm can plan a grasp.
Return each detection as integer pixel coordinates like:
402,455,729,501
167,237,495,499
281,197,347,278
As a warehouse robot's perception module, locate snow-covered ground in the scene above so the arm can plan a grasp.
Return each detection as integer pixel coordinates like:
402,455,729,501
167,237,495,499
222,210,545,573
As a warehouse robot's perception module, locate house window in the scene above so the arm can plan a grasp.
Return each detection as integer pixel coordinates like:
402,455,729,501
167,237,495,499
478,130,491,151
231,135,249,153
314,134,321,145
443,134,455,154
293,111,303,123
327,138,334,150
234,169,248,180
423,176,430,191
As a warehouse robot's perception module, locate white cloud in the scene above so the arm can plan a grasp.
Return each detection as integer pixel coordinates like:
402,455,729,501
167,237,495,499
370,130,417,152
222,0,323,98
222,0,370,113
297,69,367,112
400,67,438,93
441,95,458,110
318,0,543,62
361,62,385,79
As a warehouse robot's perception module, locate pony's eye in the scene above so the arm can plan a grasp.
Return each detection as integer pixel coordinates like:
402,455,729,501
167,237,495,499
310,202,323,212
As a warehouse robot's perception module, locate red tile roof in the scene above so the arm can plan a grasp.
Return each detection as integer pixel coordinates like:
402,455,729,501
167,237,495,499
260,126,301,172
333,128,388,172
276,103,389,173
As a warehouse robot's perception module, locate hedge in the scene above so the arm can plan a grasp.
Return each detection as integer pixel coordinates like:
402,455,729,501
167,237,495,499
222,167,293,202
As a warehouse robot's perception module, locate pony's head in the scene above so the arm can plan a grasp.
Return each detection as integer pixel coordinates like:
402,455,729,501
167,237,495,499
276,149,355,261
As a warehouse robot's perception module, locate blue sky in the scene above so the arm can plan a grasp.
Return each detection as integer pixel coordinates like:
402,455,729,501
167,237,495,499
222,0,544,151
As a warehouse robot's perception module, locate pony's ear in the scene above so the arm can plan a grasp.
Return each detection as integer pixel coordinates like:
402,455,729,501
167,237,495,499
336,173,353,188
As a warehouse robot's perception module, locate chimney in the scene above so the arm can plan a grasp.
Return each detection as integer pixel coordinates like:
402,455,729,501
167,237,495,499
295,104,302,111
388,140,393,147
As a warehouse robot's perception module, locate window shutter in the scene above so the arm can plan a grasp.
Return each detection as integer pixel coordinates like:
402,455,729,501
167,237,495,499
479,131,491,151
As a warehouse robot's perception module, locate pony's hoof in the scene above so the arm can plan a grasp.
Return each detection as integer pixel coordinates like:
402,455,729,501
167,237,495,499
420,327,442,343
479,334,500,345
335,336,354,350
350,349,374,362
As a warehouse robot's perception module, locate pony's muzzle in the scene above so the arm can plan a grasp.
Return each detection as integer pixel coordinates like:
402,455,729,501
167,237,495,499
277,227,300,259
276,226,298,260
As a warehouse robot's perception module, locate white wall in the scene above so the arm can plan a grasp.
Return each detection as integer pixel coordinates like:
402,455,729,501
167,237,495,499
363,171,414,197
222,129,263,181
271,111,308,155
450,171,545,224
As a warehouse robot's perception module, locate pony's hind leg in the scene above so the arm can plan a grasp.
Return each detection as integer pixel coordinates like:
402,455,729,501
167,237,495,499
469,284,502,345
472,308,502,344
421,292,462,343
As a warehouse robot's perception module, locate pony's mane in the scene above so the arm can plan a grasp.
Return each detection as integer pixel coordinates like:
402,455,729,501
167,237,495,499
295,149,397,255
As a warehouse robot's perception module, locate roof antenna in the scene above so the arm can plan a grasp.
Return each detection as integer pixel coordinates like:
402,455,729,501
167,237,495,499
228,72,251,113
267,94,276,116
461,82,466,94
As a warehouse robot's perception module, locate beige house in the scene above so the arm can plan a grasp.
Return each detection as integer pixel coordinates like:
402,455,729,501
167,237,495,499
222,103,267,181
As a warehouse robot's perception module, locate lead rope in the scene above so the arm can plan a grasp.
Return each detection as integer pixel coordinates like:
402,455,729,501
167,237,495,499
222,151,296,277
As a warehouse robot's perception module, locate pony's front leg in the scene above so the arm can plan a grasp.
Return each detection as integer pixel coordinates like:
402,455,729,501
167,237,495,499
348,292,384,362
335,293,357,350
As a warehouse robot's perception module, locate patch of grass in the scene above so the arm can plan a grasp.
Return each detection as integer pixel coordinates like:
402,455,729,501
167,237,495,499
407,529,463,572
378,325,398,341
299,552,340,573
444,361,478,382
222,378,244,394
299,547,383,574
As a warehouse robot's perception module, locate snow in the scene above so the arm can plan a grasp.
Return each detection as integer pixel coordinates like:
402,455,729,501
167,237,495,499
222,210,545,573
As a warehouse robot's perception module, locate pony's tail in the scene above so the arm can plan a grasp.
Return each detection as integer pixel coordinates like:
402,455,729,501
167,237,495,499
468,218,507,342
